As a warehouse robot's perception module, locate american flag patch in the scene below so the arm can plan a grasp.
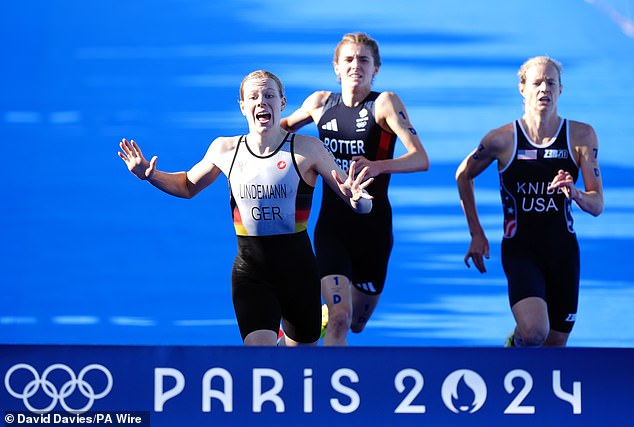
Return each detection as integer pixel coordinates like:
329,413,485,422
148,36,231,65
518,149,537,160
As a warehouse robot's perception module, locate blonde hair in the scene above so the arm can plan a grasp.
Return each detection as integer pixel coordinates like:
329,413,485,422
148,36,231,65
518,56,563,85
334,32,381,67
239,70,285,101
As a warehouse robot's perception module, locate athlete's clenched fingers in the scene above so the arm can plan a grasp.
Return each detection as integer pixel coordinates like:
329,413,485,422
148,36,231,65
550,169,565,182
561,186,571,198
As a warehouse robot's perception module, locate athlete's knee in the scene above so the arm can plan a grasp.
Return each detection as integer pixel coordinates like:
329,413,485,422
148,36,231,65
543,330,569,347
350,322,367,334
328,306,352,332
516,325,549,347
349,309,372,333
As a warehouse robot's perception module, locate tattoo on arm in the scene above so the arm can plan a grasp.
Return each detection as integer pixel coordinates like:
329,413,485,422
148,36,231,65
408,127,417,135
592,148,598,159
594,167,600,177
472,144,486,160
398,111,406,120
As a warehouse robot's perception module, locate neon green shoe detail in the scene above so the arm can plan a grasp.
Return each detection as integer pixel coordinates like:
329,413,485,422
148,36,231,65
320,304,328,339
504,331,515,347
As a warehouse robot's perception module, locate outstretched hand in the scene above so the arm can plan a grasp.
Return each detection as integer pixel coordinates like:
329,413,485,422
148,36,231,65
332,160,374,202
118,138,157,180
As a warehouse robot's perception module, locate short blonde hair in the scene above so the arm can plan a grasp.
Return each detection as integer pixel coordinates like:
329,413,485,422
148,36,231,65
239,70,285,101
518,56,563,85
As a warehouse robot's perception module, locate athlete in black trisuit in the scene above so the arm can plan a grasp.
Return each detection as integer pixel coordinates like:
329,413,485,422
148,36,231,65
456,56,604,347
282,33,430,345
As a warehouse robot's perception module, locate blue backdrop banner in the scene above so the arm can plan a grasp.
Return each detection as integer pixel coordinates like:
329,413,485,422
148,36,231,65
1,345,631,426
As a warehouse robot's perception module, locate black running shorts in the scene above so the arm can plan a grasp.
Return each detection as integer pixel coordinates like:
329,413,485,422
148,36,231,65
232,231,321,342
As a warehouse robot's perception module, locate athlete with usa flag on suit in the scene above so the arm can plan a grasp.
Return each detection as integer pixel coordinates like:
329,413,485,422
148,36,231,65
456,56,604,347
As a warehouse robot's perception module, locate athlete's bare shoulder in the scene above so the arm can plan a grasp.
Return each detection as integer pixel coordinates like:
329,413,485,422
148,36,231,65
290,133,334,186
460,122,515,170
375,90,398,102
209,135,241,154
303,90,332,110
484,122,514,144
568,120,598,147
373,91,404,114
203,135,242,172
293,132,334,164
479,122,515,155
292,133,325,155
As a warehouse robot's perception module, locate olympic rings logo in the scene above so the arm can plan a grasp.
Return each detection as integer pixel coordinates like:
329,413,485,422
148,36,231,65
4,363,113,413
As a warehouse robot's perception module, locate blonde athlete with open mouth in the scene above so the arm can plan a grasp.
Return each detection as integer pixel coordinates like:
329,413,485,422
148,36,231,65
282,33,429,345
119,70,373,347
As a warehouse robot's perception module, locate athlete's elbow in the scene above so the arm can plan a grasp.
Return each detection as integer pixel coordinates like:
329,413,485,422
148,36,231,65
182,180,201,199
281,118,304,133
414,153,430,172
590,203,604,217
584,193,604,217
280,118,292,131
455,168,468,184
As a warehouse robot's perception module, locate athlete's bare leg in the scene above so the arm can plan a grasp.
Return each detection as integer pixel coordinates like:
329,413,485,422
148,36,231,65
511,297,550,347
246,329,317,346
283,334,318,347
350,289,381,333
244,329,279,346
321,274,352,346
543,330,569,347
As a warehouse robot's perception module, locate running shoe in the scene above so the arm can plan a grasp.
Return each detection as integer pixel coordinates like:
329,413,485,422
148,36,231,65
504,331,515,347
320,304,328,339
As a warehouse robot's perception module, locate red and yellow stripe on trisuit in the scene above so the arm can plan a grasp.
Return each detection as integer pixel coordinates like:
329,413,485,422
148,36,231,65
295,208,310,233
232,206,248,236
294,182,313,233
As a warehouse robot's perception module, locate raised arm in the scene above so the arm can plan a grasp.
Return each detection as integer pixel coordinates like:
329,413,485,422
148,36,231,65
354,91,429,177
547,121,604,216
118,138,221,199
281,91,330,132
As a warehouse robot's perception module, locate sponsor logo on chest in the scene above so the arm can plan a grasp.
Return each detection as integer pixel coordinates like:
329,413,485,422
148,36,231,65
355,108,369,132
543,149,569,159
